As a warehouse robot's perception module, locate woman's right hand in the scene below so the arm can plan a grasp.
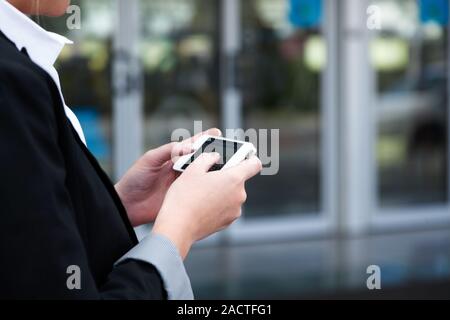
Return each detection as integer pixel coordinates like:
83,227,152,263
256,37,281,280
152,152,262,259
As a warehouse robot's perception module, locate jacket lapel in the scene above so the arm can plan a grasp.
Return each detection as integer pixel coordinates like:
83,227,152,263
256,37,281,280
68,124,139,245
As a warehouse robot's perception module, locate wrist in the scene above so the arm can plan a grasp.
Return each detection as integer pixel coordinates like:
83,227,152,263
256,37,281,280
152,220,194,260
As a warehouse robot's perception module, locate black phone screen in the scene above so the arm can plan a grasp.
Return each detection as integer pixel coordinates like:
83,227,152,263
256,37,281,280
181,138,242,171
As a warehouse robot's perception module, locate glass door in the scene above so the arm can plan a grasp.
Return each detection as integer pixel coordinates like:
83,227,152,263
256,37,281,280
241,0,324,217
228,0,336,241
140,0,221,150
371,0,450,225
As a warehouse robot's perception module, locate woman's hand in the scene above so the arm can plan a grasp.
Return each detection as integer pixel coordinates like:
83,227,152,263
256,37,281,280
115,128,222,227
152,153,263,259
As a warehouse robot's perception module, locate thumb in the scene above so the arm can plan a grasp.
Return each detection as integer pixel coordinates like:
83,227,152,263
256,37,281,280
144,142,194,167
225,156,262,181
143,142,177,167
186,152,221,174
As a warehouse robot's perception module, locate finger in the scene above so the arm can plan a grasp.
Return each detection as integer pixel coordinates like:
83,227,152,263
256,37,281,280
225,156,262,181
144,142,181,166
185,128,222,145
174,128,222,162
144,140,195,167
160,160,180,180
186,152,221,174
146,128,221,167
170,142,195,164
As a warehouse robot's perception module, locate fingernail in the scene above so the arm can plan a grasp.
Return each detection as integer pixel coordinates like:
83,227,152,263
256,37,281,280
186,143,195,153
179,142,193,153
251,156,262,166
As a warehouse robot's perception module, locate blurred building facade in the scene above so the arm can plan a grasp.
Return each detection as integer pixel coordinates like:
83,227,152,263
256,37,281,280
41,0,450,298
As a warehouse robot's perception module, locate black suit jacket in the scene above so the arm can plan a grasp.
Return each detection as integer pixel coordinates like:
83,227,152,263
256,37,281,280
0,31,166,299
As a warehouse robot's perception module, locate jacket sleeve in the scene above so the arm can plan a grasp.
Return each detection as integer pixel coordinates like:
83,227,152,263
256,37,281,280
0,61,167,299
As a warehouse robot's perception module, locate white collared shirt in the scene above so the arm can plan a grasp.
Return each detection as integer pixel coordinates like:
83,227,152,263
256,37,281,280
0,0,86,144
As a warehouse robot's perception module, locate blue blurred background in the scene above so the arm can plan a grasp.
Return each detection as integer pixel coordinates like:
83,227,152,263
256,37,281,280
40,0,450,299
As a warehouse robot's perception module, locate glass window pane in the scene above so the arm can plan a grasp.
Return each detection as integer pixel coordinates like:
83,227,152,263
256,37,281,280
140,0,220,149
241,0,324,217
372,0,448,207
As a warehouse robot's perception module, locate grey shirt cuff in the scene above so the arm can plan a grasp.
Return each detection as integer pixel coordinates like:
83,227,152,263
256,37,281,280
115,234,194,300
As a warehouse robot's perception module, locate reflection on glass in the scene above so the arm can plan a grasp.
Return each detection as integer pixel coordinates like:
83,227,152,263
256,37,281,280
141,0,220,149
41,0,114,174
373,0,448,207
241,0,323,217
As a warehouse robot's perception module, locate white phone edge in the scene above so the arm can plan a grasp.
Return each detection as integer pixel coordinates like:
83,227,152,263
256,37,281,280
172,135,257,172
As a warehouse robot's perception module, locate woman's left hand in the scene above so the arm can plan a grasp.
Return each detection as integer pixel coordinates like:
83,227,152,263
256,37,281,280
115,128,222,227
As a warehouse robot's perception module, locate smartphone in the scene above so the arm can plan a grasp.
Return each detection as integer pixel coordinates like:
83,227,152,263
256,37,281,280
173,135,257,172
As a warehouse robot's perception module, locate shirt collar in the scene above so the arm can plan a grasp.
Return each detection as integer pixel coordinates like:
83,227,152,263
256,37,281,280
0,0,72,68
